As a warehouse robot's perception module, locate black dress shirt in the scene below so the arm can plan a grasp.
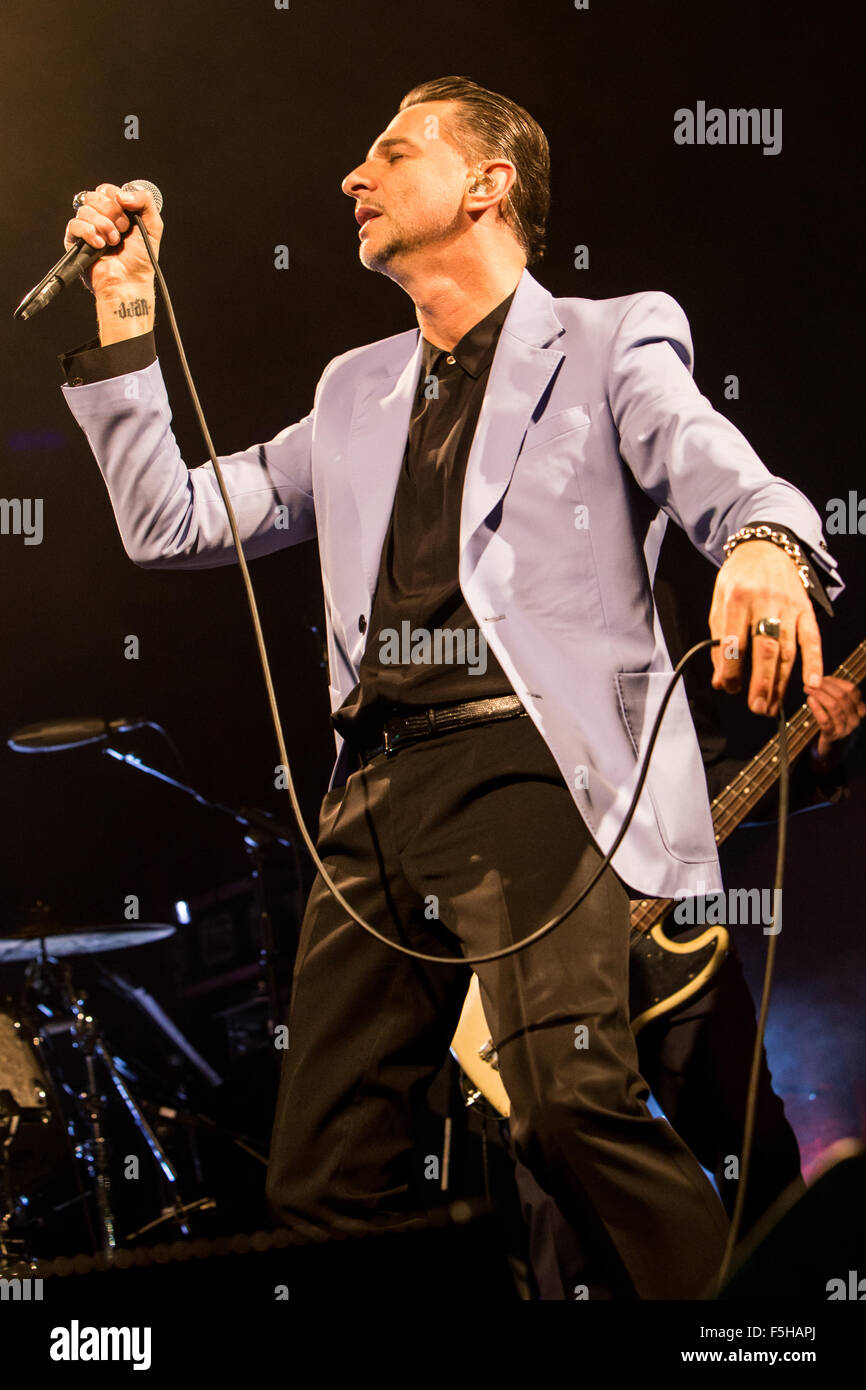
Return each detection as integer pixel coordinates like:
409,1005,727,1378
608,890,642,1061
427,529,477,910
331,291,518,744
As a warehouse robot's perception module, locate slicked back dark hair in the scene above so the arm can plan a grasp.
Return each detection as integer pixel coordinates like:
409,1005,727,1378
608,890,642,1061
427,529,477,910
398,76,550,264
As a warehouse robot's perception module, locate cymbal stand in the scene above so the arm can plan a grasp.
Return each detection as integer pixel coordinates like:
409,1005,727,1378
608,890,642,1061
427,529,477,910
102,745,303,1044
29,953,192,1253
71,991,193,1247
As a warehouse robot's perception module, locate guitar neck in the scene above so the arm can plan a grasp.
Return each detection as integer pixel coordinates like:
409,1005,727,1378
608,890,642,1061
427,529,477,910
630,638,866,934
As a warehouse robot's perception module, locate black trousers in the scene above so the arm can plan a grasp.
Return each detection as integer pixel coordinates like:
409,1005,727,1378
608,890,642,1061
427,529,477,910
265,714,729,1298
509,935,805,1299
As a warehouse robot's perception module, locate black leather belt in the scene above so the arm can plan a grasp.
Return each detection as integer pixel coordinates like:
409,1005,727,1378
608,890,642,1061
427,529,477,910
355,695,528,763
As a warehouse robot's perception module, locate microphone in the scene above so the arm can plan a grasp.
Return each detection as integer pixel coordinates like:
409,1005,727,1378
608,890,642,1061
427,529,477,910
8,716,151,752
13,179,163,322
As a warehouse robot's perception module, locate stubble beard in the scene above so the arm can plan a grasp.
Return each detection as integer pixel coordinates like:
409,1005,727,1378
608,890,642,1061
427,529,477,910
360,206,462,277
360,221,424,275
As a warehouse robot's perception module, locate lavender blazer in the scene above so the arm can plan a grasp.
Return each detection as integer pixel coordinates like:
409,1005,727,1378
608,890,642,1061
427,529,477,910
61,268,842,897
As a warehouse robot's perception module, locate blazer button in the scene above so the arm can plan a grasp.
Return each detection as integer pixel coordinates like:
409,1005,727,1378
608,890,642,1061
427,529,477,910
358,614,367,633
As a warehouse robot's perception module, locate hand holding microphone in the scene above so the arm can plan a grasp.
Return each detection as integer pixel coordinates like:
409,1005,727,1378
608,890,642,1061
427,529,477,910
64,181,163,292
14,180,163,340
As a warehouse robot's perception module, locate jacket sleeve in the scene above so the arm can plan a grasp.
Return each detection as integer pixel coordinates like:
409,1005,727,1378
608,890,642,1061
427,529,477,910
608,290,843,600
60,354,323,569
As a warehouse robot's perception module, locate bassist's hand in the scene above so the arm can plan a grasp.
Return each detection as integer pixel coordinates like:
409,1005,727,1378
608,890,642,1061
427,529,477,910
808,676,865,764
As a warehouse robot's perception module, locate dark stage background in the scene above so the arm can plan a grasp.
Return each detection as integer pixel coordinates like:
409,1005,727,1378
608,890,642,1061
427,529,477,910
1,0,862,1201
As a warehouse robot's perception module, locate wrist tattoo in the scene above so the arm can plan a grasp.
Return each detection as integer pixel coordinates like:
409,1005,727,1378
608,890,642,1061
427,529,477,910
113,297,151,320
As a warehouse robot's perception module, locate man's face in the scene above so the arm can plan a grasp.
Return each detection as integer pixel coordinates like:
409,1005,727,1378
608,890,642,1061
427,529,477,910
341,102,474,276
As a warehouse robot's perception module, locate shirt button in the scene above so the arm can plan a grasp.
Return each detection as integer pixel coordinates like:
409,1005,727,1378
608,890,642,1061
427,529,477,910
70,376,84,386
445,355,455,364
358,614,367,633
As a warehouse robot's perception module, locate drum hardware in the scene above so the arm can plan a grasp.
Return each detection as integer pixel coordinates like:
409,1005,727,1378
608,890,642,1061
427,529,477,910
94,964,223,1089
34,953,190,1254
125,1194,218,1242
137,1099,268,1167
8,720,303,1039
98,741,303,1041
0,914,218,1260
4,721,304,1257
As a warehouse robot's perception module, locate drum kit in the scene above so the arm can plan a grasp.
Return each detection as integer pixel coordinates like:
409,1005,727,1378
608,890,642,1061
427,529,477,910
0,908,223,1265
1,715,302,1273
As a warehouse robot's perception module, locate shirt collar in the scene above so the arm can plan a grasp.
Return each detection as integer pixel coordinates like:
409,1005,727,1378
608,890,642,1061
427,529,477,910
421,288,517,379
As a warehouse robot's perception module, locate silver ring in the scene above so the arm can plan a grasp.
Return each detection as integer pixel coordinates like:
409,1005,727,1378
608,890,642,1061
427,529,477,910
754,617,782,640
72,190,89,212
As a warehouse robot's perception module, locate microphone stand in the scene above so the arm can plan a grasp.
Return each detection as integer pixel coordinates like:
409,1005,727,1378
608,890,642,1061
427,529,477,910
101,747,303,1045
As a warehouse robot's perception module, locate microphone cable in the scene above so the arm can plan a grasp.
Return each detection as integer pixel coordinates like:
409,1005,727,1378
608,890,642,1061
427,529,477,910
131,210,790,1276
716,705,789,1290
130,208,760,969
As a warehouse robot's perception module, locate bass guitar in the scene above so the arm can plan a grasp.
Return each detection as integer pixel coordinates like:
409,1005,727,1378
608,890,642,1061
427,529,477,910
451,639,865,1115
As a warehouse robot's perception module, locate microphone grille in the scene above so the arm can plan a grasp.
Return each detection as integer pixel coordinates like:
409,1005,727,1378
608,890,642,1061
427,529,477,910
121,179,164,213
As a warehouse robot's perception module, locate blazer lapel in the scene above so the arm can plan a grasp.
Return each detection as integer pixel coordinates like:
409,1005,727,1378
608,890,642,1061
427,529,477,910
345,269,565,606
460,270,565,555
347,332,423,597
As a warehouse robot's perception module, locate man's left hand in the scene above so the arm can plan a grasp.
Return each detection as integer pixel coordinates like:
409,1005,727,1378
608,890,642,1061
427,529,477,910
709,538,822,717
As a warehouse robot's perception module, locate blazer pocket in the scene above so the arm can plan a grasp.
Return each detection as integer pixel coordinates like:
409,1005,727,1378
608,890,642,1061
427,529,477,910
520,403,591,454
615,670,713,864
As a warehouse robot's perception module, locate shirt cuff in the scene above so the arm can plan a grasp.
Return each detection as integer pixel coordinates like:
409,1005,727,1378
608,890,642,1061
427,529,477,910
59,331,156,386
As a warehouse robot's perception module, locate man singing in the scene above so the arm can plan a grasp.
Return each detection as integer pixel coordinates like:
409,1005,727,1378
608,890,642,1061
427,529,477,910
56,76,843,1298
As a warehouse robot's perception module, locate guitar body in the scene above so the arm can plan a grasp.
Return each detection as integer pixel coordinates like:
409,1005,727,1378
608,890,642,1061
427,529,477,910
628,918,729,1034
451,975,512,1117
450,917,730,1118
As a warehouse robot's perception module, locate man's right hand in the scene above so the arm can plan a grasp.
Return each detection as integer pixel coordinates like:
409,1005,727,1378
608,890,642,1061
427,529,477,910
63,182,163,345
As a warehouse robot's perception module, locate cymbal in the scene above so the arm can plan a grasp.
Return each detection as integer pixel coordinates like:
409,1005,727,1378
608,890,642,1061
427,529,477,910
0,923,176,962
